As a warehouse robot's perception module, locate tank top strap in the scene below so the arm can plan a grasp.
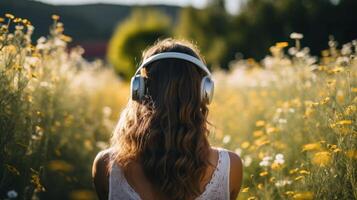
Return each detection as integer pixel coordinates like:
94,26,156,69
217,148,231,198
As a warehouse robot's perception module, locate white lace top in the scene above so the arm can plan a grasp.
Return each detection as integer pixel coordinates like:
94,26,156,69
108,148,231,200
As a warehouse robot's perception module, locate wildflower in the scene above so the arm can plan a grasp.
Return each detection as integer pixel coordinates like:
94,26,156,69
7,190,18,198
269,177,276,183
344,105,356,115
275,179,292,187
320,97,330,105
255,120,265,127
259,171,268,177
302,143,321,152
241,187,249,193
352,87,357,93
253,130,264,137
266,127,278,134
234,148,242,156
285,191,295,196
60,34,72,42
52,14,60,21
259,156,272,167
294,176,304,181
5,13,15,19
312,151,331,166
0,17,4,23
275,153,284,164
222,135,231,144
241,141,250,149
247,196,257,200
335,120,352,125
346,150,357,159
299,170,310,175
30,169,45,192
276,42,289,48
292,191,314,200
257,183,264,190
290,32,304,40
243,155,252,167
13,18,22,23
289,168,299,174
271,162,282,170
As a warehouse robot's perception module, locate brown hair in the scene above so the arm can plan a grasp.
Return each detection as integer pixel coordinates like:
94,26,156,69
110,38,211,200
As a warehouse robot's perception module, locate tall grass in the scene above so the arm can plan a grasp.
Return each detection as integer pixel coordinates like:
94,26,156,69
0,15,128,199
0,15,356,200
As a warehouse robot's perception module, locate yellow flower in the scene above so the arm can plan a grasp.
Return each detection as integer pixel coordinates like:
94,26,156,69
344,105,356,115
241,187,249,193
285,191,295,196
247,196,257,200
293,192,314,200
253,130,264,137
299,170,310,175
346,150,357,159
289,168,299,174
257,183,264,190
276,42,289,48
312,151,331,167
241,141,250,149
271,162,282,170
269,177,276,183
336,120,352,125
52,14,60,21
294,176,304,181
259,171,268,177
320,97,330,105
266,127,278,134
302,143,321,152
352,87,357,93
255,120,265,127
5,13,15,19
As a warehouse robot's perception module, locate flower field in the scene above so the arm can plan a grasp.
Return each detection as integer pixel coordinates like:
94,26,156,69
0,15,356,200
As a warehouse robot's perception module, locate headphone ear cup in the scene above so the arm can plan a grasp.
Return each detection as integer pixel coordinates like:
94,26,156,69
201,76,214,104
130,75,146,101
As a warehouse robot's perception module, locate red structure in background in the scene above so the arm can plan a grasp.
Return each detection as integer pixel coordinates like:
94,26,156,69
71,40,108,59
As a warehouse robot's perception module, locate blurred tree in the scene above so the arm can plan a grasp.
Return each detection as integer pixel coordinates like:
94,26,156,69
107,9,171,79
175,0,232,70
230,0,357,60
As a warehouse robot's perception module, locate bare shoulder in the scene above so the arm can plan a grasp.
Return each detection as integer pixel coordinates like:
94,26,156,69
214,148,243,200
92,149,112,200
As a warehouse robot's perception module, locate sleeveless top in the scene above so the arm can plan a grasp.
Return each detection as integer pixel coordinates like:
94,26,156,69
108,148,231,200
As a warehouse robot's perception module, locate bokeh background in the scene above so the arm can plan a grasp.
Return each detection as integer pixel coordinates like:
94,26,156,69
0,0,356,199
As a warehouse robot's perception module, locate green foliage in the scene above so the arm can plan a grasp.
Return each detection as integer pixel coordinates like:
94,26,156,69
175,2,232,70
107,9,171,79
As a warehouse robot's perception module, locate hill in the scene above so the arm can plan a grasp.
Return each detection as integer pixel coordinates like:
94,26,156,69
0,0,181,42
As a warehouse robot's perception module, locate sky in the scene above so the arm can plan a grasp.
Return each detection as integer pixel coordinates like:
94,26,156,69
34,0,242,15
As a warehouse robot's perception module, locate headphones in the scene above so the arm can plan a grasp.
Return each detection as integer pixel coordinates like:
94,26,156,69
130,52,214,104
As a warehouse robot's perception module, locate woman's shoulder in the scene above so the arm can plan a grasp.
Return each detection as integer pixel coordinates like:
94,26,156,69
93,149,112,173
211,147,243,164
211,147,243,198
92,148,112,200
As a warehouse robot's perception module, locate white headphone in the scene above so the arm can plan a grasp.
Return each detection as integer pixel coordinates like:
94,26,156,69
130,52,214,104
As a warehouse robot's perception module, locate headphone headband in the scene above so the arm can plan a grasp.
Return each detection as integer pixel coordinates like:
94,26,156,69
135,52,211,76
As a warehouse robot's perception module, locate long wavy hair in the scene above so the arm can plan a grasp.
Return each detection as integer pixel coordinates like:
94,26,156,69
110,38,211,200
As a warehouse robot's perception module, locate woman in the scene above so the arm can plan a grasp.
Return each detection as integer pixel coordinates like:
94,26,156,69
92,38,243,200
